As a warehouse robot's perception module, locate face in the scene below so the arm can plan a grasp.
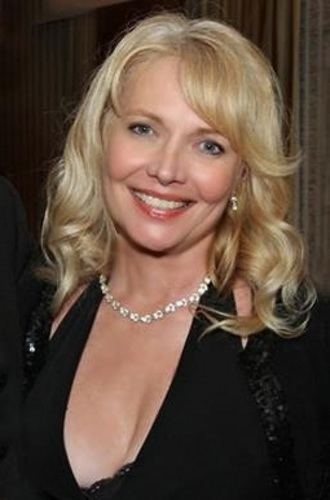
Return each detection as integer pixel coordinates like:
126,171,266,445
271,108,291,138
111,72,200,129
103,57,242,257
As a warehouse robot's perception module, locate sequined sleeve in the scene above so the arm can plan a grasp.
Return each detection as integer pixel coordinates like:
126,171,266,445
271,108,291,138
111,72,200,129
23,284,55,396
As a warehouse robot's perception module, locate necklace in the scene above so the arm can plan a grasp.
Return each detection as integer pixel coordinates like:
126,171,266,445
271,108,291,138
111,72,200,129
99,274,211,324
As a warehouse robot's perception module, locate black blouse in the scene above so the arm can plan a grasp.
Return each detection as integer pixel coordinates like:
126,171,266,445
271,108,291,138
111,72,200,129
20,280,330,500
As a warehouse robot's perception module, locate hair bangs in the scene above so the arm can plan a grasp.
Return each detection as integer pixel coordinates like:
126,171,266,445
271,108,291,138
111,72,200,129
179,42,254,158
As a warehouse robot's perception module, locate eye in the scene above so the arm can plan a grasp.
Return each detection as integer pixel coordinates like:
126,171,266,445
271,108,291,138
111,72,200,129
199,140,225,156
128,123,154,136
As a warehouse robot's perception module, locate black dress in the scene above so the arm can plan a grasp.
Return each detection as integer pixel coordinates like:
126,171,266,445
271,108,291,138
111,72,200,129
20,279,330,500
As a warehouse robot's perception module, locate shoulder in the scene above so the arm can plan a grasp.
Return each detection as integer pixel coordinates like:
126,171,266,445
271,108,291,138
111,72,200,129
0,176,16,197
50,285,86,338
0,176,27,240
301,295,330,368
308,294,329,324
0,176,23,215
275,294,329,345
274,294,330,380
0,176,34,280
303,294,330,346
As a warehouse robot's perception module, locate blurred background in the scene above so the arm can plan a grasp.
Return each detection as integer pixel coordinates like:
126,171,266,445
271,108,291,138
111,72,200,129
0,0,329,292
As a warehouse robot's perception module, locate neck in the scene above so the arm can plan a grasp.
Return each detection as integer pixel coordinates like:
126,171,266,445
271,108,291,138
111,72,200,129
107,238,211,303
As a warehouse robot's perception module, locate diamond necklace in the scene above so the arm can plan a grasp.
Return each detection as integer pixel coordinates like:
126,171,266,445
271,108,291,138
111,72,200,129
99,274,211,324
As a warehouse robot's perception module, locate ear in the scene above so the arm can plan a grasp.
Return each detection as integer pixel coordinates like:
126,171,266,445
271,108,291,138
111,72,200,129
232,161,247,194
238,161,248,183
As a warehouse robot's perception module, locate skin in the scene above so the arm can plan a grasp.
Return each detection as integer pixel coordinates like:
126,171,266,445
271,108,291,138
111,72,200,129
103,56,242,259
63,56,243,487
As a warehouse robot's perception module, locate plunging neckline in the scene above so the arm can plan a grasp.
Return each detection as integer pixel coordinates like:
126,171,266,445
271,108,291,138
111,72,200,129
52,279,224,495
81,462,134,498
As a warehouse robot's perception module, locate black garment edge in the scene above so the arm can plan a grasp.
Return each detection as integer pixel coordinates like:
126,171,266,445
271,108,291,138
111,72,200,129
239,332,303,500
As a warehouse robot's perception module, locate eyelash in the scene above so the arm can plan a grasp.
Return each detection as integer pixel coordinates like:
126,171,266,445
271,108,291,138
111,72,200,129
128,123,153,136
199,140,225,156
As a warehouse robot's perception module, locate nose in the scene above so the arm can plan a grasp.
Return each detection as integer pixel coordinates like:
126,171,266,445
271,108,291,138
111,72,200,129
147,140,186,185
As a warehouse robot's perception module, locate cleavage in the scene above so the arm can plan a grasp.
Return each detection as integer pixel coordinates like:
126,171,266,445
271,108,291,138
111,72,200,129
63,305,192,488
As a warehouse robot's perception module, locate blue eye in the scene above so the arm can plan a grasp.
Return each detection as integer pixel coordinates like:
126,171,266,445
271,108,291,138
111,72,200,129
128,123,153,136
199,140,224,156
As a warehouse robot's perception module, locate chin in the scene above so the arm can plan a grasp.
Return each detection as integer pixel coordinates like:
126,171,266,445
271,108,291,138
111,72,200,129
132,237,177,256
119,227,182,256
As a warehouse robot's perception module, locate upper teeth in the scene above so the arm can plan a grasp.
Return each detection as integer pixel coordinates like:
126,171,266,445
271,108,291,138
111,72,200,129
134,191,188,210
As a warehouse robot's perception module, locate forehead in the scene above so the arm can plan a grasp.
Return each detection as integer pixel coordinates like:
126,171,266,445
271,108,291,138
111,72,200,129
120,56,182,107
118,57,217,130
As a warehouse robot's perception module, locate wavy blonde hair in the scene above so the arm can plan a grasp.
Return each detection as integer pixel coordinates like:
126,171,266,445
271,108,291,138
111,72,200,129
41,12,315,336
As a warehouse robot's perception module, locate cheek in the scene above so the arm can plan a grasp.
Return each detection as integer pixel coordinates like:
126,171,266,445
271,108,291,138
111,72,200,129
104,145,129,182
194,169,238,204
104,135,144,182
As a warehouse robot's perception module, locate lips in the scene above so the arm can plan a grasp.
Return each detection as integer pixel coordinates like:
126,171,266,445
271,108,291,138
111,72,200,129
131,189,193,219
133,190,190,210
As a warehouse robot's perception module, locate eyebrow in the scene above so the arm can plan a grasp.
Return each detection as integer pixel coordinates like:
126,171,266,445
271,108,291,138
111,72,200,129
123,109,163,125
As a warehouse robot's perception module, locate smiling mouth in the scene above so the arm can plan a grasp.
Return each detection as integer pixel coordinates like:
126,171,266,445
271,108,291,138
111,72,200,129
132,190,191,210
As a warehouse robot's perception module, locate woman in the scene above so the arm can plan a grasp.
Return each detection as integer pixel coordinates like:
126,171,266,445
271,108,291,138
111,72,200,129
21,13,329,500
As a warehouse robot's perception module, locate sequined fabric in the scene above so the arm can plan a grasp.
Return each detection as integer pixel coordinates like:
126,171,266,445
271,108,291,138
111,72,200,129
240,332,302,500
23,283,54,395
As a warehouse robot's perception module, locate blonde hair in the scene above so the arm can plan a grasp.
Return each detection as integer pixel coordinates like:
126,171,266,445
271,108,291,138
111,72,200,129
41,12,315,336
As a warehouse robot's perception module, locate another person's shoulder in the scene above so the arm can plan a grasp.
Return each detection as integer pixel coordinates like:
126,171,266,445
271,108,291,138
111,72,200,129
0,176,34,280
0,175,21,208
0,176,26,230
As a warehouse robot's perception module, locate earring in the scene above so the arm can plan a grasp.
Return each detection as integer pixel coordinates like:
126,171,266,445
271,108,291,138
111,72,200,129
230,195,238,212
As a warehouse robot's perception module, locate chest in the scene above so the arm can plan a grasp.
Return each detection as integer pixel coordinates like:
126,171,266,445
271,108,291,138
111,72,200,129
24,318,276,498
64,308,193,486
22,286,329,500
